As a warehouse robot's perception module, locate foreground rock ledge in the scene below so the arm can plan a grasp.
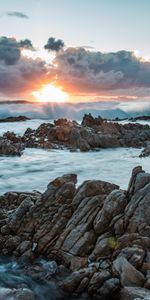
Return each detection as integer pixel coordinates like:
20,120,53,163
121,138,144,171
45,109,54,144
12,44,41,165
0,166,150,299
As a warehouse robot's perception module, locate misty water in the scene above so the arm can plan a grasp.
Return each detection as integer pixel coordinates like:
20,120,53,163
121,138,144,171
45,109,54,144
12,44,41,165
0,119,150,299
0,147,150,195
0,257,67,300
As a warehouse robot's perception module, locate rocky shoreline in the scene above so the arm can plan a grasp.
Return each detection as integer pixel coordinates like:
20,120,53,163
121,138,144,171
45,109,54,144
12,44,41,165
0,166,150,299
0,114,150,156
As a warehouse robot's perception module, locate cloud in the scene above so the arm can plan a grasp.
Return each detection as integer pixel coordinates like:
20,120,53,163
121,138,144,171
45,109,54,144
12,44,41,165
0,56,48,98
0,37,34,66
119,98,150,114
6,11,29,19
19,39,34,50
0,37,48,99
53,48,150,97
0,37,20,65
44,37,64,52
0,36,150,107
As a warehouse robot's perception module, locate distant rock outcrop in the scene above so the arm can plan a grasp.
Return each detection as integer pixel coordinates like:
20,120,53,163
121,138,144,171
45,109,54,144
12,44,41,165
23,114,150,152
129,115,150,122
1,166,150,299
0,116,30,123
0,113,150,156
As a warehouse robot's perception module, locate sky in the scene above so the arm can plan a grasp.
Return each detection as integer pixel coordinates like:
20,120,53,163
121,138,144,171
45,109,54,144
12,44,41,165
0,0,150,115
1,0,150,55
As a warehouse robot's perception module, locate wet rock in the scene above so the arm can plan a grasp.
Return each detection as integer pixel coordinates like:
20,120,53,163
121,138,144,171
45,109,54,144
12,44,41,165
22,114,150,152
140,143,150,158
0,287,34,300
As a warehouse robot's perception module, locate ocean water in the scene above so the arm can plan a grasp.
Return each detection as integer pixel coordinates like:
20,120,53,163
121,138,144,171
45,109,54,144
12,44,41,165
0,119,53,136
0,119,150,195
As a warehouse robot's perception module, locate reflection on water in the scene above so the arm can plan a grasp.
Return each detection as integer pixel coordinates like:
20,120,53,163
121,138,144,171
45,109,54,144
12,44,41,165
0,147,149,195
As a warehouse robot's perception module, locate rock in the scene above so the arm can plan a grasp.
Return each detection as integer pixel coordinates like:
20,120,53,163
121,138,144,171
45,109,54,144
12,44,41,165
140,143,150,158
119,286,150,300
88,270,111,293
81,113,104,127
125,174,150,236
0,132,25,156
0,287,34,300
113,256,145,287
119,245,145,268
89,234,113,261
0,167,150,299
0,116,30,123
22,114,150,152
129,116,150,122
70,257,87,271
97,277,120,298
94,189,126,235
59,268,93,293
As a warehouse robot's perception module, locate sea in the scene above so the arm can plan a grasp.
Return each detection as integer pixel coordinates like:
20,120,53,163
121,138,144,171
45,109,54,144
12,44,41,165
0,119,150,195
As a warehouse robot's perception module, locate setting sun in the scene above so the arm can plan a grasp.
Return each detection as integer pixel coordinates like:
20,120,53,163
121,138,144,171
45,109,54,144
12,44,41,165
32,84,69,103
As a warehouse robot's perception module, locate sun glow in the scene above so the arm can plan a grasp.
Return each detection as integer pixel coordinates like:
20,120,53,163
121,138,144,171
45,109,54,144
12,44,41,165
32,84,69,103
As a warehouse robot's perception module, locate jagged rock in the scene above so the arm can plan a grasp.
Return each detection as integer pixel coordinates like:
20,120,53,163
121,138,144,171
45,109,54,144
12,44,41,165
22,114,150,152
0,167,150,299
0,132,25,156
81,113,104,127
94,189,127,235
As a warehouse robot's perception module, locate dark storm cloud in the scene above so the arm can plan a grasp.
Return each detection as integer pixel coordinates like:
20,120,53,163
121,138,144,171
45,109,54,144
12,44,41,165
44,37,64,52
6,11,29,19
53,47,150,94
